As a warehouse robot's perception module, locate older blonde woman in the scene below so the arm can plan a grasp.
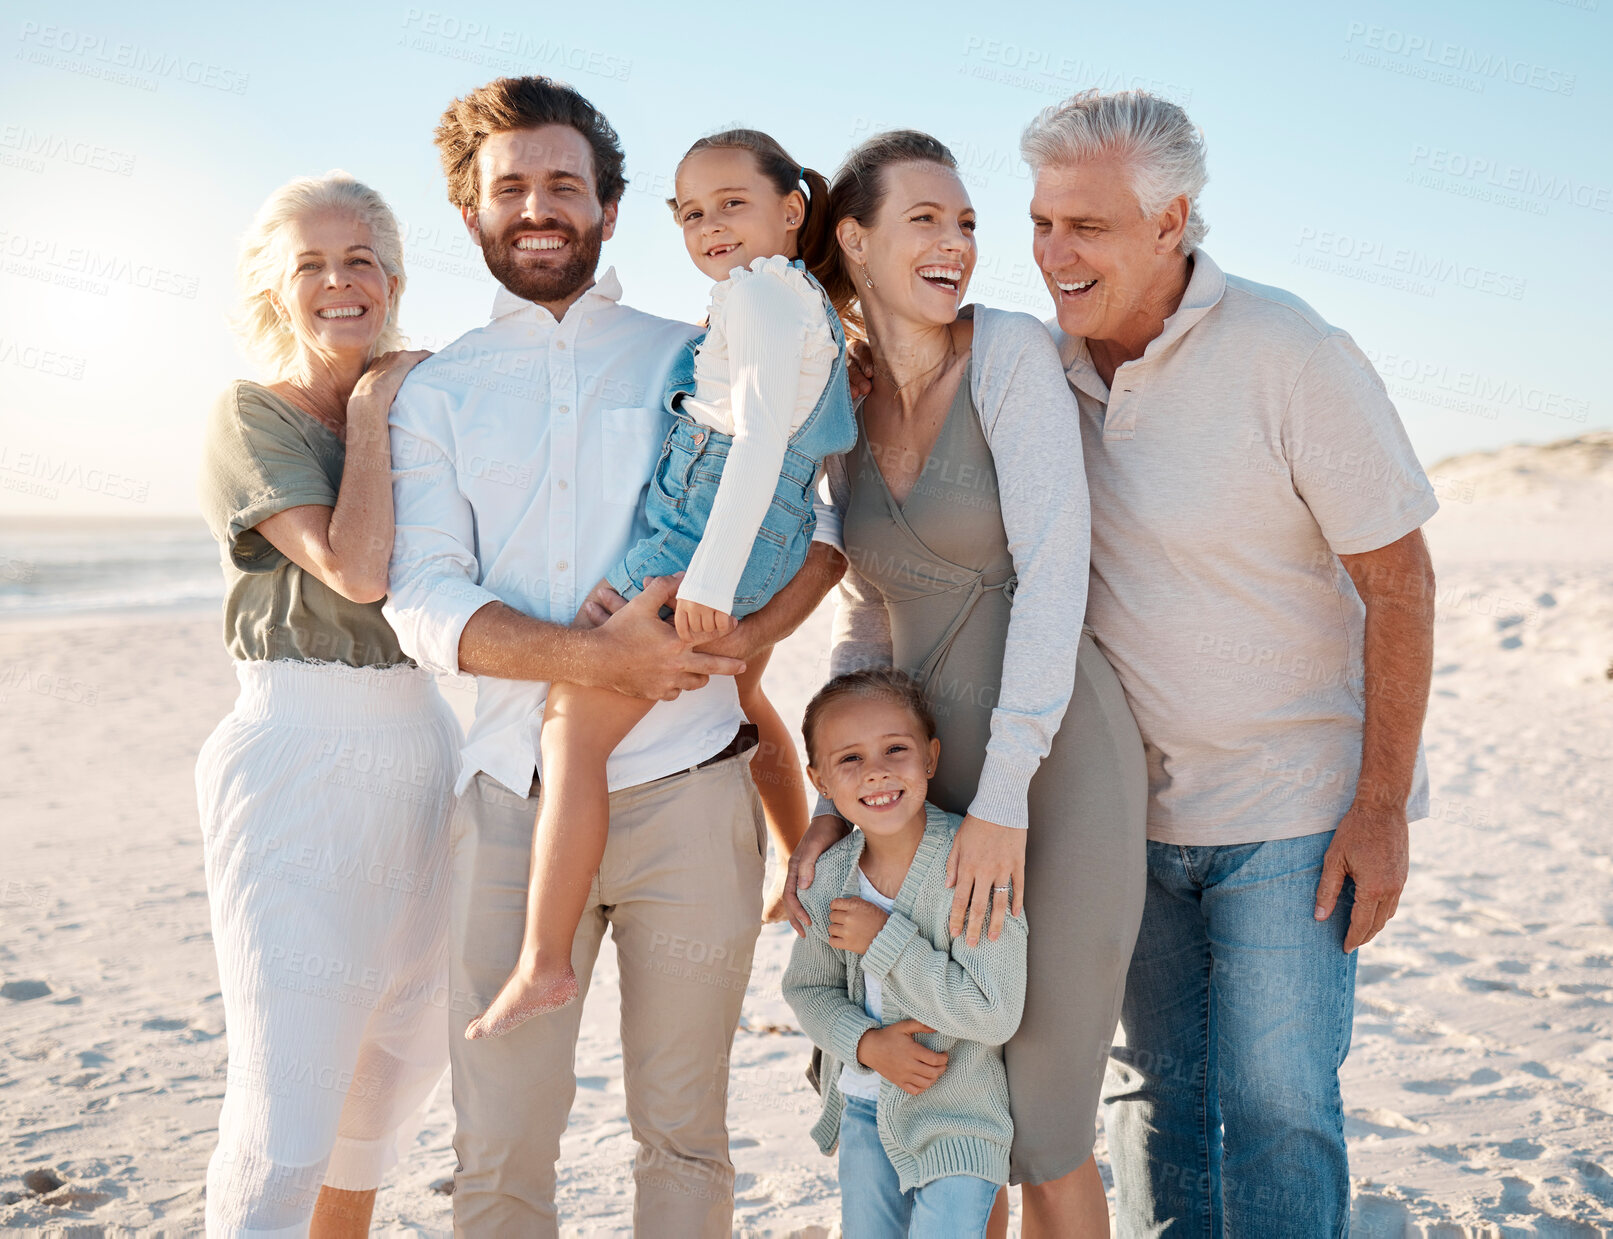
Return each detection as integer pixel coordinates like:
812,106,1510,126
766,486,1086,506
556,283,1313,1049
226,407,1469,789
196,171,455,1238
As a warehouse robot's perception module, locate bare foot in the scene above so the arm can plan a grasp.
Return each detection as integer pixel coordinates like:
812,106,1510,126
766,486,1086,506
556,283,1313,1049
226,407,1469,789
464,962,579,1039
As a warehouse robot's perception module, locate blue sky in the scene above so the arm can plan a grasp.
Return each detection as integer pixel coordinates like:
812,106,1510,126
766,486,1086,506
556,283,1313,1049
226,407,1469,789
1,0,1607,514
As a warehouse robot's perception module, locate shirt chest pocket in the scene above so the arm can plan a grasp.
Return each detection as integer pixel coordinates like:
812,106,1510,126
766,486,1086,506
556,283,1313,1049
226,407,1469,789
600,406,671,506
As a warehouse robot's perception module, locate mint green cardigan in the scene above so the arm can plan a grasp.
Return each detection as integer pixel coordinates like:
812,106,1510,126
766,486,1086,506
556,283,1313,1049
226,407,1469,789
782,803,1029,1191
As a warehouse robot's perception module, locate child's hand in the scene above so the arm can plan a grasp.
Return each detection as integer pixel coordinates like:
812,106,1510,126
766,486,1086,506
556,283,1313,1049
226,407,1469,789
573,577,626,629
856,1019,948,1095
673,597,737,643
827,897,888,954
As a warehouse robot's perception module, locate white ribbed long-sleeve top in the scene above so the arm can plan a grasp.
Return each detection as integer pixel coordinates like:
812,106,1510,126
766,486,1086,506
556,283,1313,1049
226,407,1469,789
675,254,839,614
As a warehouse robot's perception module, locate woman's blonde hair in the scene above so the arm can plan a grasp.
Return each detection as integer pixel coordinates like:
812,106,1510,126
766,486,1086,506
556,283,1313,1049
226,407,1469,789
232,170,407,377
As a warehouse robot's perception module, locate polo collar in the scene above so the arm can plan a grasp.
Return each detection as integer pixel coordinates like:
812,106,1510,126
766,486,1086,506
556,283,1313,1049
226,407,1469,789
489,264,626,324
1056,248,1227,402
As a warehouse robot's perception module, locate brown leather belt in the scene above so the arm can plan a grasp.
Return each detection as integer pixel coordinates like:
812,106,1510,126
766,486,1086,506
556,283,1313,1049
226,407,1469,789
528,722,758,796
695,722,760,770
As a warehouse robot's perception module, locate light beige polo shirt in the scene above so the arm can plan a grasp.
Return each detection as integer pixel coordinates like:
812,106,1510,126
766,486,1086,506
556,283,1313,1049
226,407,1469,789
1052,249,1437,845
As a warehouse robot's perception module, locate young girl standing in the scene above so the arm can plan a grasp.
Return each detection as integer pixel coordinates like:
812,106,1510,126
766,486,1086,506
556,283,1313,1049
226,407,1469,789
467,130,858,1037
784,668,1027,1238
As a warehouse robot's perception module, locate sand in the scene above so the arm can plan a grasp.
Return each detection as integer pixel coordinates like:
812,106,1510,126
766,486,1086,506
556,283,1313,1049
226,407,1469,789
2,433,1610,1237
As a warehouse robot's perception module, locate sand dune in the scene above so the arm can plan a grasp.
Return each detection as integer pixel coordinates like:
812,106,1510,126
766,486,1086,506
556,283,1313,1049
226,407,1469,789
1,434,1610,1236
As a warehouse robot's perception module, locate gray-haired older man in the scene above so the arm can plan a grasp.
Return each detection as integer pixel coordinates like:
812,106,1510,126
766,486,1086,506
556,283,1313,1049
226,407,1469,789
1022,91,1437,1235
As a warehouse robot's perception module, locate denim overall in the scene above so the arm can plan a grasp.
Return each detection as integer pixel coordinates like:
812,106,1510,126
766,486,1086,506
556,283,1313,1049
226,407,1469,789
606,262,858,617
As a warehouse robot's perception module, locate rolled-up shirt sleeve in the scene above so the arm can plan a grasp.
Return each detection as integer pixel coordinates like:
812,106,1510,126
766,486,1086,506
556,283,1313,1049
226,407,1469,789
1285,331,1440,555
810,474,843,552
383,376,500,675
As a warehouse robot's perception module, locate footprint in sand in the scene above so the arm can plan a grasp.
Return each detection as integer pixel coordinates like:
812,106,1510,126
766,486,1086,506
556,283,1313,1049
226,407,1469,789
1346,1108,1431,1137
1495,959,1533,974
140,1017,187,1031
1573,1160,1613,1206
1499,1175,1537,1213
1350,1192,1412,1235
1404,1066,1503,1095
1497,1137,1546,1160
1,979,51,1001
21,1169,64,1195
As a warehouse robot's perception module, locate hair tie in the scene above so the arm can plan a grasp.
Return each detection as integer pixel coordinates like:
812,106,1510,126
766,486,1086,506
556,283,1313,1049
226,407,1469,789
798,166,807,183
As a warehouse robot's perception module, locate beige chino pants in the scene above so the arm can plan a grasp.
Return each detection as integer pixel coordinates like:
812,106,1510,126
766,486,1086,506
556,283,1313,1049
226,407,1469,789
446,747,766,1237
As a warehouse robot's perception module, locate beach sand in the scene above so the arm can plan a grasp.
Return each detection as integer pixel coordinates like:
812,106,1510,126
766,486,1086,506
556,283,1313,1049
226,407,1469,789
2,434,1610,1236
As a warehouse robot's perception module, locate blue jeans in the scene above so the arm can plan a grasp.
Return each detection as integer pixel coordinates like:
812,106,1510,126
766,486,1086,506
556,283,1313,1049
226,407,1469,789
1103,831,1357,1238
837,1095,999,1238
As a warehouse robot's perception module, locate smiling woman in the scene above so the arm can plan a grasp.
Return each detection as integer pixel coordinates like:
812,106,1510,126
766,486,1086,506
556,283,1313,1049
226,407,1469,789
232,172,408,377
193,171,457,1239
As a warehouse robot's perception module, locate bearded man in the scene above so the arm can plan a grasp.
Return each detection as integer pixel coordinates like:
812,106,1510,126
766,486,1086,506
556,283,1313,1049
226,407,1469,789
384,76,844,1237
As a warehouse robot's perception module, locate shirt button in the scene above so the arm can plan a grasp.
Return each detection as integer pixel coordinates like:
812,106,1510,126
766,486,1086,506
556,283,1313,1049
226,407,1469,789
556,340,567,350
558,479,569,490
557,560,568,571
558,404,569,414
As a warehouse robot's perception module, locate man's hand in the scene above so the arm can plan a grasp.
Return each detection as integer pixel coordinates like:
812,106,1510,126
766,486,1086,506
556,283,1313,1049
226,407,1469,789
945,814,1027,947
827,897,889,954
785,814,852,935
1314,802,1409,952
674,596,738,643
856,1020,947,1095
589,575,746,701
1321,529,1433,953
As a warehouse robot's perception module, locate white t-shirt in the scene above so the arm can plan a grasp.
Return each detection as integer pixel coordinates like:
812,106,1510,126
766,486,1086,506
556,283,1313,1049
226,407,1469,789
1053,249,1438,846
837,869,899,1101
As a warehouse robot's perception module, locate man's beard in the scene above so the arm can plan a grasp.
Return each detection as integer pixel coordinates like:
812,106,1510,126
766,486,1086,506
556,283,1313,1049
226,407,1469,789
479,214,604,304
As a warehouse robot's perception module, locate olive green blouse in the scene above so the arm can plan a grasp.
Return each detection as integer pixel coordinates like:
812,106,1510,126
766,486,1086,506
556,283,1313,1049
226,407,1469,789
198,380,409,667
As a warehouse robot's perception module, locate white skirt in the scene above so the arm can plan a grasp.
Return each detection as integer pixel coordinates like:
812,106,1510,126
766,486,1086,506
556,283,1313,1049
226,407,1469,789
195,659,460,1238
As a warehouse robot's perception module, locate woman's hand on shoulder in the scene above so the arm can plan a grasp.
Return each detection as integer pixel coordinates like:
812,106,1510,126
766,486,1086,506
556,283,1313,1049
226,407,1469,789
785,813,852,937
350,349,432,416
945,814,1027,948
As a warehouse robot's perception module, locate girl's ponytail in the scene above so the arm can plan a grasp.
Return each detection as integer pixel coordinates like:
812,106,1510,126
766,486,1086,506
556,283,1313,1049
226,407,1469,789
795,164,855,324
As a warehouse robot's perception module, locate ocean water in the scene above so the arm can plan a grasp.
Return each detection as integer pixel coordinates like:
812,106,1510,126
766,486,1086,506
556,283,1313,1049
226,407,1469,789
0,516,222,617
